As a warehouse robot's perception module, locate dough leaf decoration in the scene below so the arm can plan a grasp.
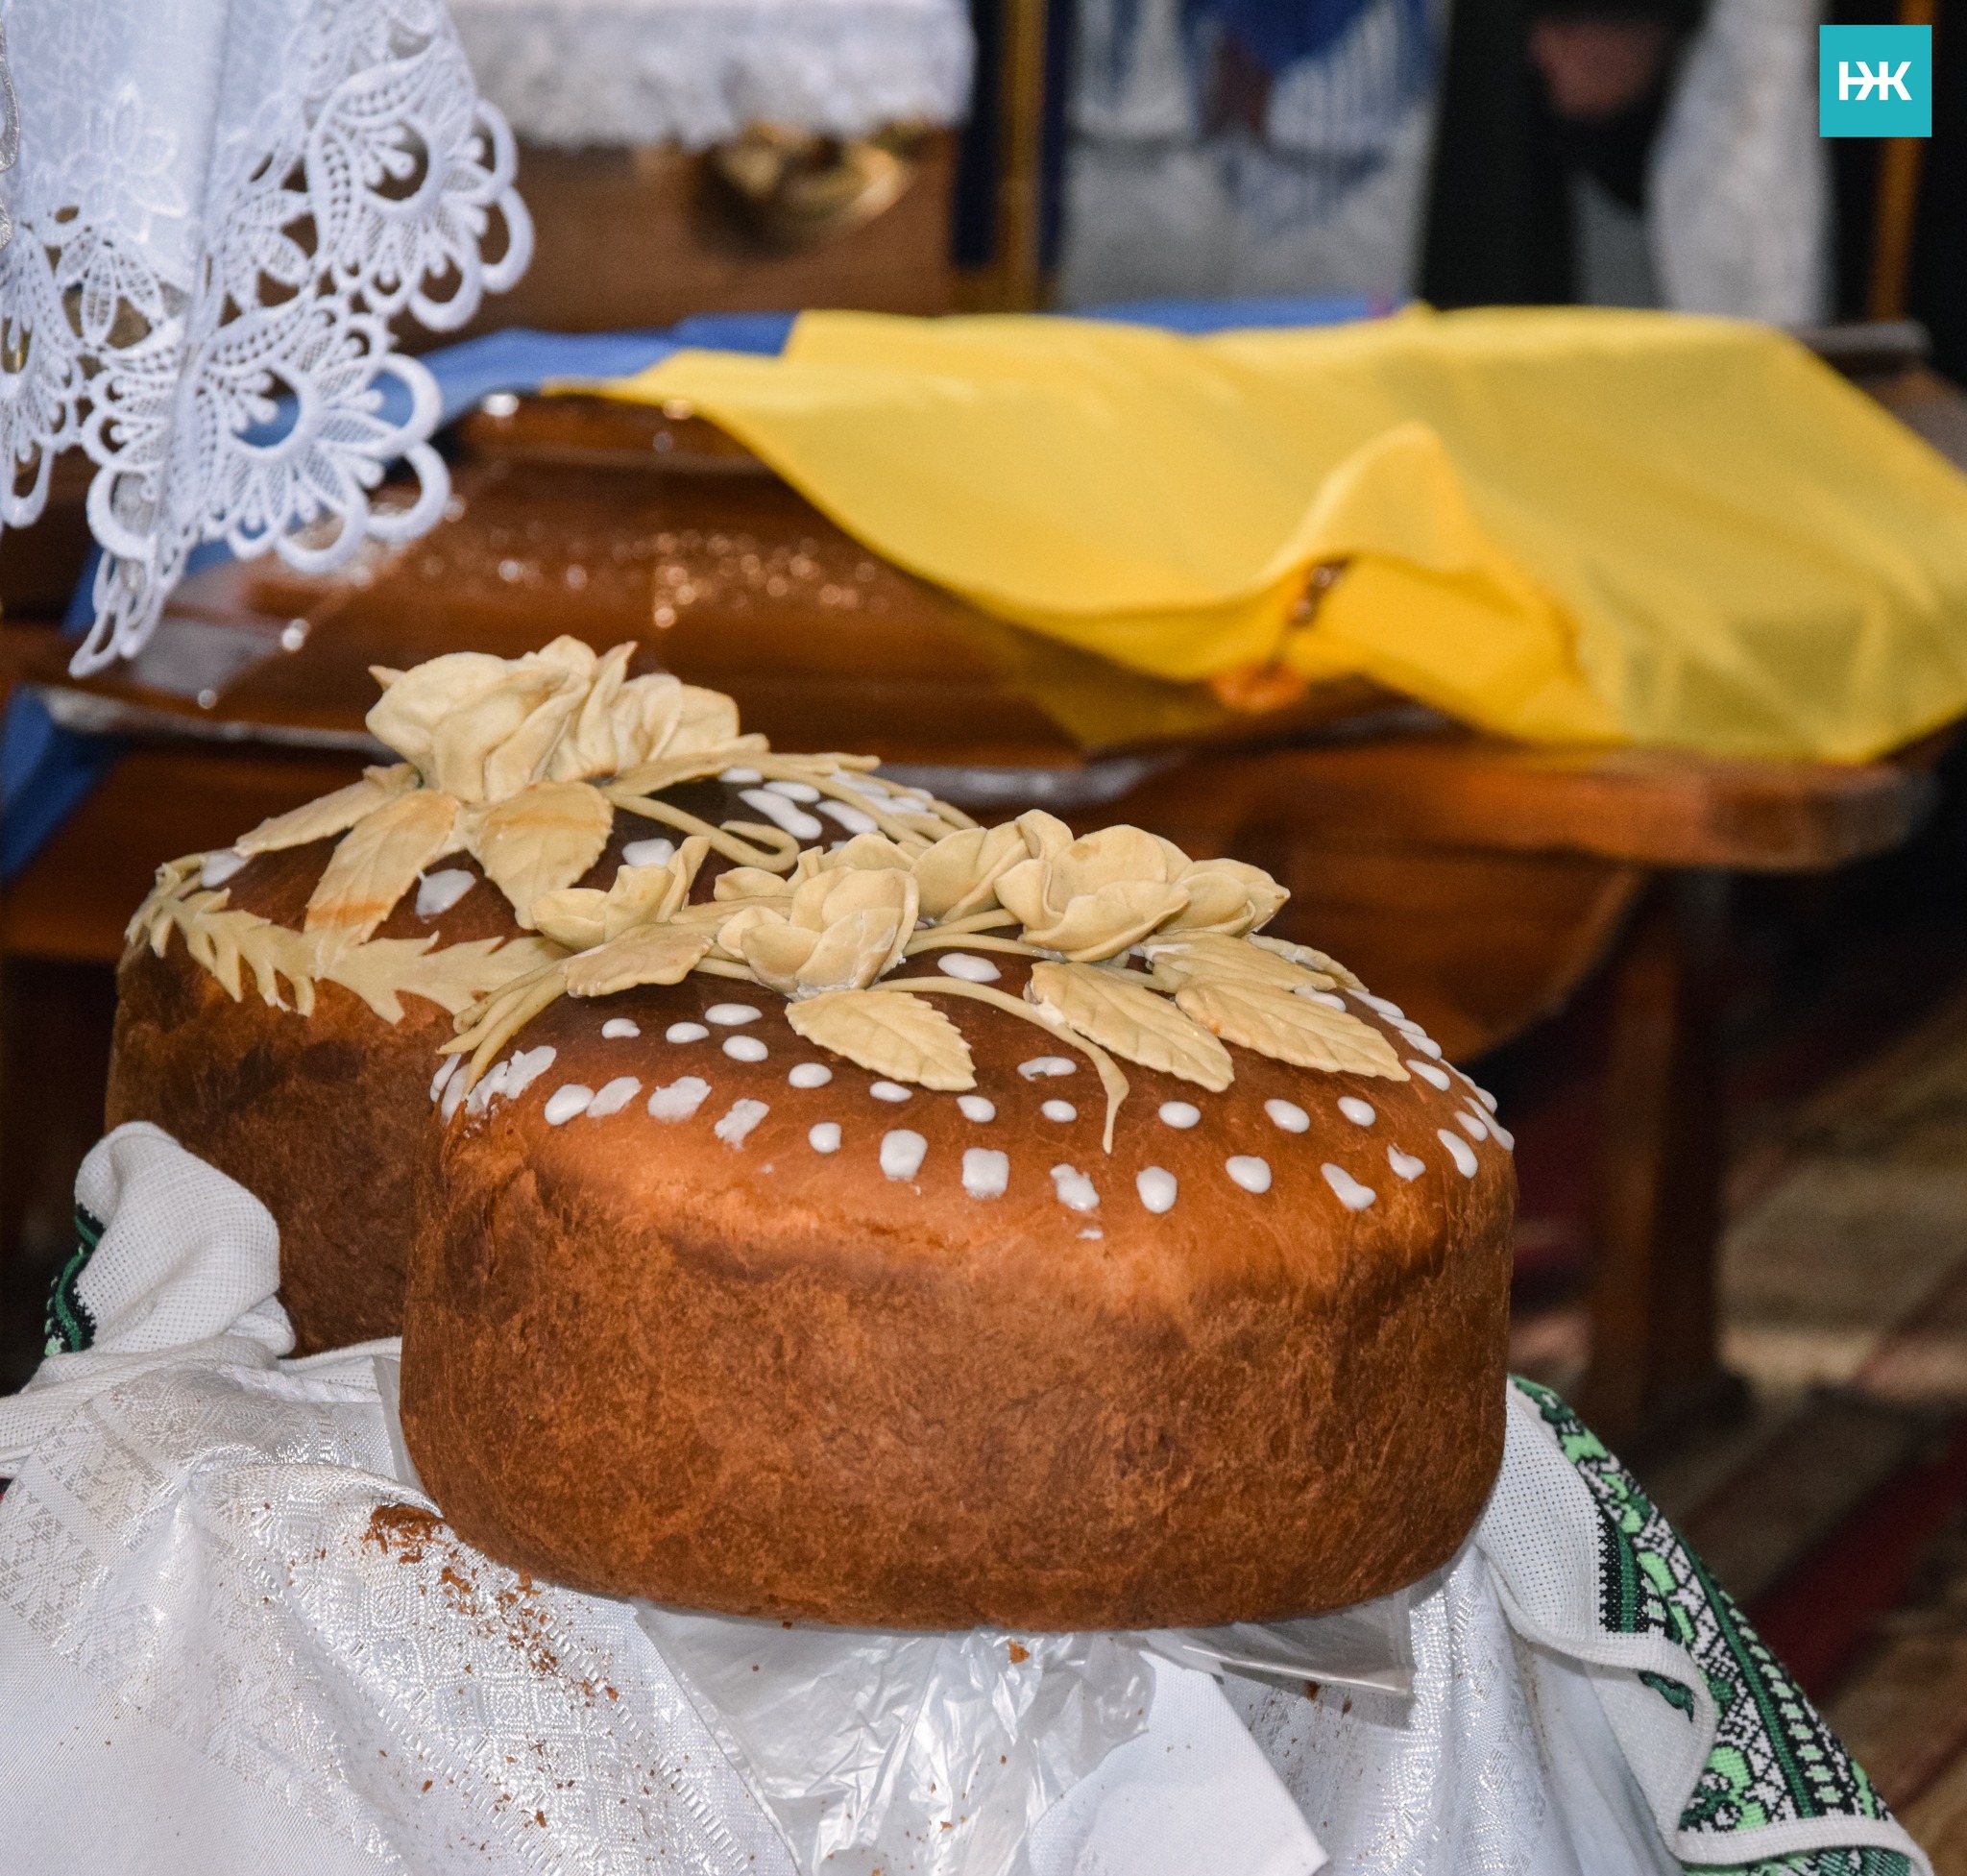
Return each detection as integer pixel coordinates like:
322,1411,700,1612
565,925,713,999
1175,979,1409,1080
1027,962,1233,1092
472,780,613,928
788,988,976,1090
1248,934,1365,990
1140,930,1335,996
235,764,418,856
304,789,461,945
184,905,322,1012
327,935,563,1024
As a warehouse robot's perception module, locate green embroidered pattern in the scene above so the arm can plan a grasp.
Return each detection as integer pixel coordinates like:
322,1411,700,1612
1510,1378,1900,1862
1685,1854,1911,1876
41,1205,104,1355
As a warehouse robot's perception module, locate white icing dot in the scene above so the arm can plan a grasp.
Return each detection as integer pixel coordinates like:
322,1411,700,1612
1265,1098,1310,1133
1454,1109,1488,1142
1408,1060,1452,1090
789,1062,833,1088
587,1076,643,1117
1484,1114,1516,1151
1041,1099,1078,1123
415,867,474,918
809,1121,842,1154
668,1022,710,1043
1158,1101,1202,1130
441,1066,469,1121
958,1095,996,1122
1405,1033,1445,1060
1388,1147,1426,1181
601,1018,641,1039
199,848,247,888
544,1084,595,1126
1296,987,1348,1011
881,1129,928,1180
716,1099,769,1146
1226,1155,1273,1194
963,1148,1009,1198
1136,1167,1178,1213
648,1076,712,1120
937,952,1002,983
706,1003,761,1026
1357,993,1406,1022
1438,1130,1478,1178
719,766,764,784
465,1060,508,1116
1338,1097,1377,1127
1051,1164,1100,1212
1079,1228,1104,1240
740,788,825,841
504,1046,557,1097
430,1055,461,1103
1019,1057,1077,1080
1464,1079,1500,1113
817,798,880,836
723,1035,768,1062
1322,1163,1377,1210
622,837,676,868
870,1081,911,1103
765,779,821,802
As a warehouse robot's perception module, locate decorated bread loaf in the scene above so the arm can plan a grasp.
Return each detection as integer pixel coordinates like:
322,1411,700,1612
400,741,1516,1629
108,638,891,1351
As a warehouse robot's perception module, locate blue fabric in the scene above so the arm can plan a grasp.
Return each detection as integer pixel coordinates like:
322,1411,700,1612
0,689,123,882
394,316,796,429
2,298,1378,884
1186,0,1386,73
1076,293,1388,331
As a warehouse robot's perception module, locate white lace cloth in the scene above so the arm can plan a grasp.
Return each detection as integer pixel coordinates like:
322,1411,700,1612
450,0,973,150
0,0,531,674
0,1128,1929,1875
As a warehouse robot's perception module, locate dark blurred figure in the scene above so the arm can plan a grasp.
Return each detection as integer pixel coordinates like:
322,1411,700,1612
1423,0,1702,305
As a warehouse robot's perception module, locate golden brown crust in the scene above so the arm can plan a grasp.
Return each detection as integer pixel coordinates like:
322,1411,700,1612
400,955,1514,1629
106,775,764,1351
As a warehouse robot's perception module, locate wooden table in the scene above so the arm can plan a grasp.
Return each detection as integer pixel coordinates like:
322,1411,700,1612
0,365,1952,1441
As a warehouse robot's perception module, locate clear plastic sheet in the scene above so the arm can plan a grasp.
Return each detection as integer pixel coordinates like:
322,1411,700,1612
1147,1586,1419,1699
634,1604,1153,1876
633,1590,1418,1876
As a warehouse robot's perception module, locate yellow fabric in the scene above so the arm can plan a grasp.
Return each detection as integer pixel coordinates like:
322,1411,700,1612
596,306,1967,760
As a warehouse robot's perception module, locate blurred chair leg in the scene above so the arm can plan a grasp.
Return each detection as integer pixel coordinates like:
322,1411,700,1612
1578,870,1748,1449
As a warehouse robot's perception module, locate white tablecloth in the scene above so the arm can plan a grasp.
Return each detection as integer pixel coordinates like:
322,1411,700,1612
449,0,974,150
0,1127,1929,1875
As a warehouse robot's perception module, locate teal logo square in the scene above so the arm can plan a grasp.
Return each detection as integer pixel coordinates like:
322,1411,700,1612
1821,24,1931,136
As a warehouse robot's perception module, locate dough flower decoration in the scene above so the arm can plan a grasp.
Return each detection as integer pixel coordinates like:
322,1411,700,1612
125,638,976,1029
448,802,1409,1153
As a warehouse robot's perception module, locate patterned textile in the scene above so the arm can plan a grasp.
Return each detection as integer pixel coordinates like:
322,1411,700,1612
1514,1377,1913,1875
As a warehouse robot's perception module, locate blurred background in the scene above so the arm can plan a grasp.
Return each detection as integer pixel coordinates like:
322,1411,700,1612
7,0,1967,1854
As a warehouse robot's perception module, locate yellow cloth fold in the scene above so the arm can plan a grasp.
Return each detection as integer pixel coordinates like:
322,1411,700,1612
596,306,1967,761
